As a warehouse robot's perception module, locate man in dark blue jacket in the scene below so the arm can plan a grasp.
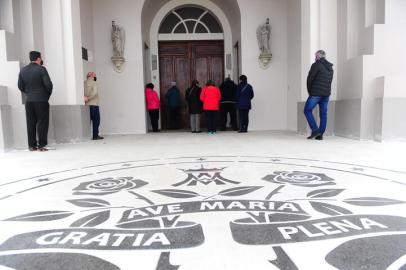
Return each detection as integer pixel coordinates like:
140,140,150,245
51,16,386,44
18,51,53,151
236,75,254,133
304,50,334,140
165,82,181,129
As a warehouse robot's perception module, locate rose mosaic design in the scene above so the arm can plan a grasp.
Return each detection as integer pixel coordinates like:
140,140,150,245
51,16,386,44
73,177,147,196
263,171,335,188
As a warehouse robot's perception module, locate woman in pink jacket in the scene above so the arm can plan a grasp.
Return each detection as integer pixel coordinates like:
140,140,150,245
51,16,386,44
145,83,160,132
200,80,221,134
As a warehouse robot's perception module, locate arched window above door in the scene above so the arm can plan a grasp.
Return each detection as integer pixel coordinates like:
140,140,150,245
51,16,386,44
159,6,223,34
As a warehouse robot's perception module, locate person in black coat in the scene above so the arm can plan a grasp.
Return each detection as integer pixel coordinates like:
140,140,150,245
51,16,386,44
185,80,203,133
18,51,53,151
219,77,238,131
236,75,254,133
304,50,334,140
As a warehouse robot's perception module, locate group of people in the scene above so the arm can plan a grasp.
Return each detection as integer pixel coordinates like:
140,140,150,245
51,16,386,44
145,75,254,134
17,49,333,151
17,51,104,151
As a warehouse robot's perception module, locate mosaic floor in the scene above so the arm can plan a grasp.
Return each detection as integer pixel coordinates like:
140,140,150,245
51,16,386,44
0,131,406,270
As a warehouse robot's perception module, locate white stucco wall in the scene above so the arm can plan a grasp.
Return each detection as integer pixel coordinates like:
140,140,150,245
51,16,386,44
42,0,84,106
31,0,45,57
92,0,146,135
238,0,288,131
0,0,13,33
334,0,406,140
80,0,95,75
0,0,29,149
385,0,406,24
319,0,337,101
287,0,301,131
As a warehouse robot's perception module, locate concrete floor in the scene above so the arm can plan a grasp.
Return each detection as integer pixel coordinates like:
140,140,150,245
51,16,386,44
0,131,406,270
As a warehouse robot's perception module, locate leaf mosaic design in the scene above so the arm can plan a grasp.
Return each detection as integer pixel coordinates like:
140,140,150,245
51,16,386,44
343,197,405,206
67,198,110,208
152,189,200,199
218,186,263,197
310,202,353,216
70,210,110,228
5,211,73,222
307,189,345,198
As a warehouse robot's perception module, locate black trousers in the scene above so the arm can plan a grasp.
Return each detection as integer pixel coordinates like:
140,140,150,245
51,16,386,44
205,110,218,133
168,107,180,129
220,103,237,130
149,109,160,132
25,102,49,148
238,109,250,132
90,105,101,138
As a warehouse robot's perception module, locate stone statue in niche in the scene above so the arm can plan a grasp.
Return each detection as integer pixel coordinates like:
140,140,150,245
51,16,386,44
111,21,126,73
257,18,272,69
112,21,125,57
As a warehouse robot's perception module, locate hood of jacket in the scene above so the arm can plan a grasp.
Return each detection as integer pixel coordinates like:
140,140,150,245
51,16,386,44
319,58,333,71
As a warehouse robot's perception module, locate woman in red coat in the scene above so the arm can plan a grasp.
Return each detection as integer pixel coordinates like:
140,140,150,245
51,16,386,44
145,83,160,132
200,80,221,134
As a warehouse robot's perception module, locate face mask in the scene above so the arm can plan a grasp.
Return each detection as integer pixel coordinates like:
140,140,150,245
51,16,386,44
94,77,97,81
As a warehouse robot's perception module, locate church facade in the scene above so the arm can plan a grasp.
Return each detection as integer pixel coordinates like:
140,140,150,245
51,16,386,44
0,0,406,150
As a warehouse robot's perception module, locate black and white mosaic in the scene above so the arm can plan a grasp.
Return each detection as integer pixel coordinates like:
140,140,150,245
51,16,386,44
1,156,406,269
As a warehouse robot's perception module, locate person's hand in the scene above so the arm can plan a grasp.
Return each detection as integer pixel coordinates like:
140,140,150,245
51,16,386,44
84,96,89,104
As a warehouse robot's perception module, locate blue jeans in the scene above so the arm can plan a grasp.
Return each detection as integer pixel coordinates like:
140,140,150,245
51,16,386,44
90,105,100,138
304,96,329,134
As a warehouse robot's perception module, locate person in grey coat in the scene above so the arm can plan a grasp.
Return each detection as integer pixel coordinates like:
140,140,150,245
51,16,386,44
18,51,53,151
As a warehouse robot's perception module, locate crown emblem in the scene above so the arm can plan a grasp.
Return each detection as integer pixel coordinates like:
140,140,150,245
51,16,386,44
173,165,240,186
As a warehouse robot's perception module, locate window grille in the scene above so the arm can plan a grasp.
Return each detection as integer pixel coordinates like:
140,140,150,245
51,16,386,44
159,7,223,34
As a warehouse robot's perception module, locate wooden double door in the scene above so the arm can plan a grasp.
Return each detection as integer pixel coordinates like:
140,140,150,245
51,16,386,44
159,40,224,130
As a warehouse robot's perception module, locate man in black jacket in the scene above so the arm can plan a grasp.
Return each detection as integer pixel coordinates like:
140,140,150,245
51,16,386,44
219,77,238,131
18,51,53,151
304,50,334,140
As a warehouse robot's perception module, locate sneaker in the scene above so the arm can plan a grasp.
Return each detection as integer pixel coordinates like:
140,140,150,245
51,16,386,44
92,136,104,140
29,147,38,152
37,147,49,152
315,134,324,140
307,131,321,140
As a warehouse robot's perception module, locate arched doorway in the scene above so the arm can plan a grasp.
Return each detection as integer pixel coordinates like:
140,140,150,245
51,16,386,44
141,0,241,131
158,6,224,129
